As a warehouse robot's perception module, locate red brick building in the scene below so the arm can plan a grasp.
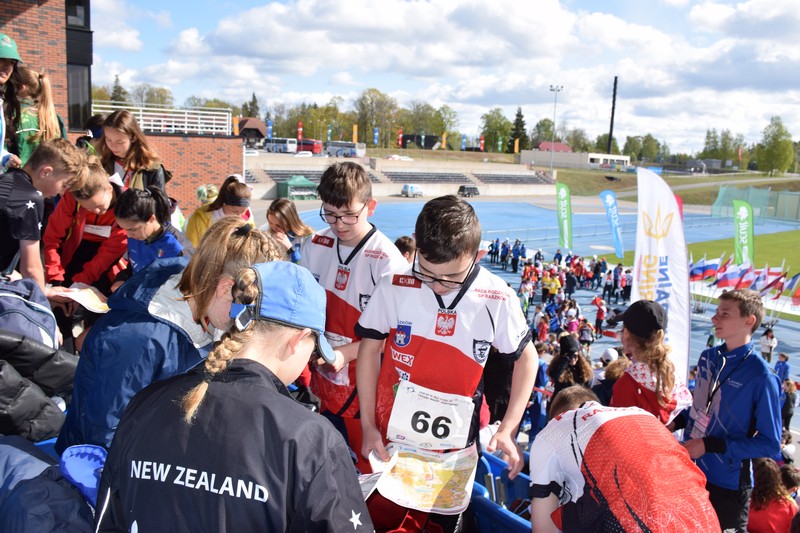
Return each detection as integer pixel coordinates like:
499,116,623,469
1,0,243,212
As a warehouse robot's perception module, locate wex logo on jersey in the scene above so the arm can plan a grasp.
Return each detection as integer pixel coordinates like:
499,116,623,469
473,340,492,364
358,294,371,312
394,322,412,347
435,310,456,337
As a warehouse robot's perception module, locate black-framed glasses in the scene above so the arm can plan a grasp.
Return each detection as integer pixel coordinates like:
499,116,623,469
412,251,477,290
319,203,367,225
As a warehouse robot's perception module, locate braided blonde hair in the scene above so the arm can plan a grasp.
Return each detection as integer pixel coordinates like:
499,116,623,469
177,217,284,322
181,267,311,422
183,268,259,422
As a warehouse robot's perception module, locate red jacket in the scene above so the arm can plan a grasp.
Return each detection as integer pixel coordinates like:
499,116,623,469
43,189,128,286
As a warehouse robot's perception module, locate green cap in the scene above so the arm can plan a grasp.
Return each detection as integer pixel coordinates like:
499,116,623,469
0,33,22,63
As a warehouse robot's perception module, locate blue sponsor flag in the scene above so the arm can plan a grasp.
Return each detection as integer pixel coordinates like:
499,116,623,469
600,189,624,258
267,120,273,140
461,134,467,151
373,127,379,146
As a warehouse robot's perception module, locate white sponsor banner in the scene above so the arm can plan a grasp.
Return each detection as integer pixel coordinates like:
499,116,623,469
631,168,690,380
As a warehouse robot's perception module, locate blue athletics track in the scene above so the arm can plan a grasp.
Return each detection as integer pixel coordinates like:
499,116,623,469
251,195,800,430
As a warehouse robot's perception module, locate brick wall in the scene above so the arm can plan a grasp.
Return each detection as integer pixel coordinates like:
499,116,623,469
147,133,244,216
1,0,68,114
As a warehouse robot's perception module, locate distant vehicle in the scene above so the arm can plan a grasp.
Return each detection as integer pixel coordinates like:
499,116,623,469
294,151,313,158
297,139,323,154
387,154,414,161
264,137,298,153
458,185,480,198
244,149,259,156
401,184,423,198
324,140,366,158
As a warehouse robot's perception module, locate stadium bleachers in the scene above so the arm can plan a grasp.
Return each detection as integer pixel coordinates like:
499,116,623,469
473,173,554,185
264,170,325,183
383,171,470,184
263,169,381,184
244,168,269,183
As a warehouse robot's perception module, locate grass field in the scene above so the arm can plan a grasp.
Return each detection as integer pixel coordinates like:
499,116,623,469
619,230,800,271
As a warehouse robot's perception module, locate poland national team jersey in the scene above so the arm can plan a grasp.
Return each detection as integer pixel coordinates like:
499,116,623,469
529,402,720,533
300,226,407,417
355,264,531,439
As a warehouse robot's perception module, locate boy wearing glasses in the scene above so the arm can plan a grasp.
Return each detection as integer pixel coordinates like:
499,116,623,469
355,195,538,530
299,161,406,473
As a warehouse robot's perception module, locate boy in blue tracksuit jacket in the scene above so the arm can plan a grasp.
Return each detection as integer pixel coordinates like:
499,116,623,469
672,289,781,532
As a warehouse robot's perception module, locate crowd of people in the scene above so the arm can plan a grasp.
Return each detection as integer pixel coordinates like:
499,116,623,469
1,29,799,532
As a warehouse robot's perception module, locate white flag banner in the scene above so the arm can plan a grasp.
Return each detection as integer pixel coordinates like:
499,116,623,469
631,167,690,381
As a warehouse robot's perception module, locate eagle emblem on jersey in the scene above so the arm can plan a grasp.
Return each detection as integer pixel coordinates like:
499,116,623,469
334,265,350,291
473,340,492,364
394,322,412,347
359,294,371,312
435,310,456,337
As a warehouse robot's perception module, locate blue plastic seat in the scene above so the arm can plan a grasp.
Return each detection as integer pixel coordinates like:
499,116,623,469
34,437,59,460
470,481,531,533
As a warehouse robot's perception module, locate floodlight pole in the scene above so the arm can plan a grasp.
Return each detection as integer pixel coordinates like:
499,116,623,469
549,84,563,178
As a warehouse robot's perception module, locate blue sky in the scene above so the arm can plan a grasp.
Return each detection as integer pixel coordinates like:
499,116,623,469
91,0,800,154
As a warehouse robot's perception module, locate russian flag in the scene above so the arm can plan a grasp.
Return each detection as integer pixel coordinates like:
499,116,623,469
750,265,769,292
715,263,745,288
715,254,734,282
689,257,706,282
736,264,756,290
702,255,723,279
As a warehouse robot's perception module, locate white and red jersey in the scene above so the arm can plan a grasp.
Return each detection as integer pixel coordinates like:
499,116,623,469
610,361,693,425
300,226,406,417
529,402,720,533
355,264,531,440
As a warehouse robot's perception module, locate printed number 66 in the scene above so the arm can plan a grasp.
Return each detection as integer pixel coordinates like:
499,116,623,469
411,411,452,439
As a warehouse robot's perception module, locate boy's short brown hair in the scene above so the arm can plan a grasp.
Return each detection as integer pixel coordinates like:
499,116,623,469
549,385,599,420
719,289,764,333
26,138,90,191
415,195,481,263
316,162,371,208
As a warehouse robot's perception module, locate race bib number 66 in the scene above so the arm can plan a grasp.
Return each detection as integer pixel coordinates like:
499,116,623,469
386,381,474,450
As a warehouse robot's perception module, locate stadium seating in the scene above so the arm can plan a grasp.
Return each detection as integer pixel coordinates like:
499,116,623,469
471,481,531,533
473,173,555,185
383,171,470,184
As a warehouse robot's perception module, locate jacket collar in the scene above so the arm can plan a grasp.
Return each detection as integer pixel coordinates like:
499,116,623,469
207,358,292,399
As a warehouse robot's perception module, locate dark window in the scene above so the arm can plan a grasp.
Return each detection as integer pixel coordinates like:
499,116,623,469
66,0,90,28
67,64,91,129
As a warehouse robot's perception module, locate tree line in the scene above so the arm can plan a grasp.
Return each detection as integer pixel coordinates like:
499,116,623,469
92,78,797,174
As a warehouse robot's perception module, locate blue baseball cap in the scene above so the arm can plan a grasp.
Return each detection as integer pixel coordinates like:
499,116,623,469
229,261,336,364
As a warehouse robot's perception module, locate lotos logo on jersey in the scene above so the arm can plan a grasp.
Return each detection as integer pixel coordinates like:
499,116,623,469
334,265,350,291
312,235,334,247
435,309,457,337
358,294,371,312
392,274,422,288
390,346,415,367
473,340,492,364
394,322,412,347
157,248,165,258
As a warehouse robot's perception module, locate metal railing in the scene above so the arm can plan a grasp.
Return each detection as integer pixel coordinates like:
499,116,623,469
92,101,232,135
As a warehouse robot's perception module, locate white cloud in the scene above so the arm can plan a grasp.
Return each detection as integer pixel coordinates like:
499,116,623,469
329,72,358,86
91,54,138,87
92,0,800,154
168,28,210,56
92,0,143,51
